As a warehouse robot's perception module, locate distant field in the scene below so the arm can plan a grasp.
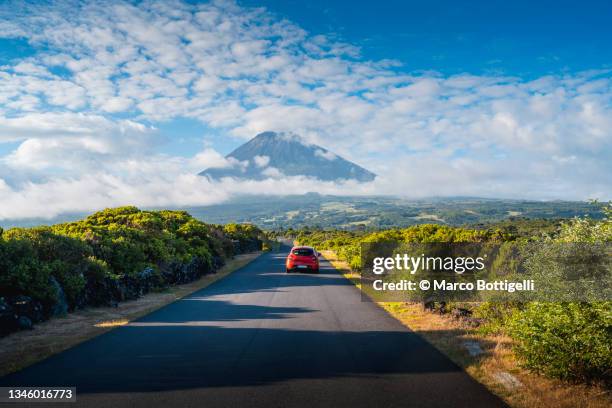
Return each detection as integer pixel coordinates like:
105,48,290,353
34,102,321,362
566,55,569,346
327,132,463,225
185,194,603,230
1,194,604,230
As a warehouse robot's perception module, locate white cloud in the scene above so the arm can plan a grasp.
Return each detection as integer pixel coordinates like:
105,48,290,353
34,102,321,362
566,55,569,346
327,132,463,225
0,0,610,220
0,171,373,220
315,149,337,161
261,166,282,178
253,155,270,167
188,148,230,171
101,97,133,113
0,112,151,142
12,61,49,76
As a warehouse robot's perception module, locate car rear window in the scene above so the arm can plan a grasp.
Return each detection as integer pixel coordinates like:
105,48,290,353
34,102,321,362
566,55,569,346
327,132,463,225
292,248,314,256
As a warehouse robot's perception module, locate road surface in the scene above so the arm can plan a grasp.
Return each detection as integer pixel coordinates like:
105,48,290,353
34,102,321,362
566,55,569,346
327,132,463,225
1,246,506,407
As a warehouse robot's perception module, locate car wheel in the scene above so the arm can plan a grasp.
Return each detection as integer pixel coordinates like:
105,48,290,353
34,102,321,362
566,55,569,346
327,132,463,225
286,268,291,273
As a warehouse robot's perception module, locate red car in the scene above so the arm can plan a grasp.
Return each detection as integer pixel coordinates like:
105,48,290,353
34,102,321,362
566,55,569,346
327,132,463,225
286,246,320,273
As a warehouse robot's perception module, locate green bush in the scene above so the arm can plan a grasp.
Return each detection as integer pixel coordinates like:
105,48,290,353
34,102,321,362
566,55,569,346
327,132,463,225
0,238,57,308
0,207,264,321
473,301,520,335
223,223,265,252
296,224,496,271
508,302,611,383
505,204,611,383
2,227,95,309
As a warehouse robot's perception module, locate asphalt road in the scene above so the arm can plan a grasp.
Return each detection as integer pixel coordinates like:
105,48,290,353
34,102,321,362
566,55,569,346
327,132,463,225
1,246,506,408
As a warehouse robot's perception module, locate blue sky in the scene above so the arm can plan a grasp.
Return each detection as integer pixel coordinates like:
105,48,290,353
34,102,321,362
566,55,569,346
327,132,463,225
4,1,609,79
240,0,612,77
0,0,610,219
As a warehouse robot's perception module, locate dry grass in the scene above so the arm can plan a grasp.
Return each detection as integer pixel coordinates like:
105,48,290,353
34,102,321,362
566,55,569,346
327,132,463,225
321,250,611,408
94,319,129,328
0,251,262,377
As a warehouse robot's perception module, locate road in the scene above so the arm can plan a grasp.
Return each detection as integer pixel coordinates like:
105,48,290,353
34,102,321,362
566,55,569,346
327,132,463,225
1,246,506,407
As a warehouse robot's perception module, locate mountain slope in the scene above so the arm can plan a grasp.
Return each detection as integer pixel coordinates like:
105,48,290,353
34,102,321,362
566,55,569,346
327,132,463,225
199,131,376,182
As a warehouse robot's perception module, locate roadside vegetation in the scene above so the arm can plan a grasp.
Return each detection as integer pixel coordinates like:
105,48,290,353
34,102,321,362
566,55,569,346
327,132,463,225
295,205,611,398
0,206,268,336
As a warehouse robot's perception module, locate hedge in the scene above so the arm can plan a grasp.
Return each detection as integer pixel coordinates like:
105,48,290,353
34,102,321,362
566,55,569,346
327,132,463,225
0,207,265,335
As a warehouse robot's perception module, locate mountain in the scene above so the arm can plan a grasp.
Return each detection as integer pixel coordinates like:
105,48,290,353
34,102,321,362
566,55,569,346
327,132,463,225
199,131,376,182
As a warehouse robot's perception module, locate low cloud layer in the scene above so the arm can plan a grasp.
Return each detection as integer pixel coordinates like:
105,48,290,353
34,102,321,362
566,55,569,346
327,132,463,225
0,0,610,220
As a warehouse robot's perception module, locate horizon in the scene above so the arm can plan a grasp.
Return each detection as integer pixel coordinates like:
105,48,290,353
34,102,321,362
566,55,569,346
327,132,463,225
0,0,611,221
0,194,602,230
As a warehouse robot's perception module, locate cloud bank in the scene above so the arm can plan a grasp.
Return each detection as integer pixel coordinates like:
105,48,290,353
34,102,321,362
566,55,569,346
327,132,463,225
0,0,610,219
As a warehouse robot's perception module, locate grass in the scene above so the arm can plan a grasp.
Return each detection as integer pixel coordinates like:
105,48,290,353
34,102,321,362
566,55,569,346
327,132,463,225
413,213,446,222
0,251,262,377
94,319,129,328
320,250,611,408
320,202,359,213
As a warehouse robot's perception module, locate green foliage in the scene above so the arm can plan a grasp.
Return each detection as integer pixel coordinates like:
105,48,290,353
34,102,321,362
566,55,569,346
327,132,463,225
0,207,264,315
507,302,611,383
296,224,499,271
2,227,95,308
223,223,265,252
555,202,612,243
0,237,57,308
473,301,519,335
504,203,612,383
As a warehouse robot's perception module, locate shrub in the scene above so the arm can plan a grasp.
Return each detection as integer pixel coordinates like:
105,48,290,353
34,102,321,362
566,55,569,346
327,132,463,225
0,238,57,310
2,227,94,309
224,223,265,253
473,301,520,335
508,302,611,383
0,207,264,332
505,204,611,383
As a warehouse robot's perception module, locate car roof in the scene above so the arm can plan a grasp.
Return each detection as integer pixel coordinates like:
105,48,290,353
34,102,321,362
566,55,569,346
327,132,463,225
291,246,314,250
